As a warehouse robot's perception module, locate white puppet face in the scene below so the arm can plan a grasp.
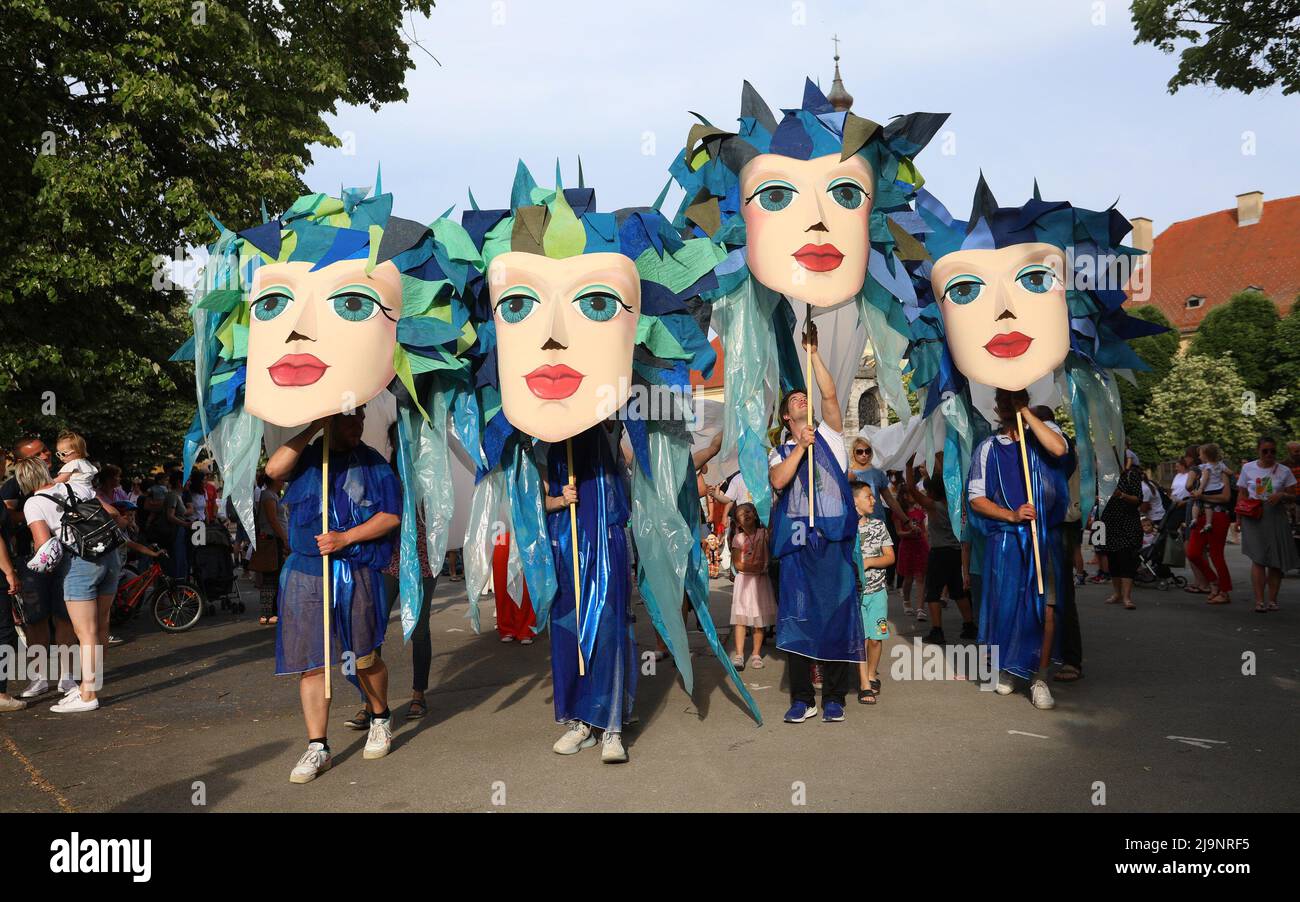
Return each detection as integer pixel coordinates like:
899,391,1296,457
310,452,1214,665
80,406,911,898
488,251,641,442
245,259,402,427
932,243,1071,391
739,152,873,307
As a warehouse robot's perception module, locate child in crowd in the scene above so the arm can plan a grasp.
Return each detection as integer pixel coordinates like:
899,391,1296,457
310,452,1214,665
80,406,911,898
728,503,775,670
893,484,928,619
51,430,98,492
1193,443,1228,534
853,482,894,705
1141,517,1158,550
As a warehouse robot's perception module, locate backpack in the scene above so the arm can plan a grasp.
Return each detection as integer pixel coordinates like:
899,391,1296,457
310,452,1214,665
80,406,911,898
38,485,124,561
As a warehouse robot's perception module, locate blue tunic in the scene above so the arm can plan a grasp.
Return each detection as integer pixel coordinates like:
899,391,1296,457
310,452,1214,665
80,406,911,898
968,430,1071,678
545,426,637,732
770,430,865,663
274,438,401,683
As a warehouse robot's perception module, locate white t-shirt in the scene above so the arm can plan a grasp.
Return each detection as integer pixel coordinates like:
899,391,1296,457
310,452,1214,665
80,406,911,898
1170,472,1191,503
724,472,751,505
1199,461,1228,493
1141,482,1165,523
58,458,98,491
1237,461,1296,501
768,421,848,472
967,421,1066,501
23,483,96,536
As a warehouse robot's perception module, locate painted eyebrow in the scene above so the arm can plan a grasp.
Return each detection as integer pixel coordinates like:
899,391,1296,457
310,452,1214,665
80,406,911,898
252,283,294,297
498,284,542,298
327,282,383,300
941,273,985,293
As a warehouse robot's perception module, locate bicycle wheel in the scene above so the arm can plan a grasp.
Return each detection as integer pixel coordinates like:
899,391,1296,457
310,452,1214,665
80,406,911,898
152,581,204,632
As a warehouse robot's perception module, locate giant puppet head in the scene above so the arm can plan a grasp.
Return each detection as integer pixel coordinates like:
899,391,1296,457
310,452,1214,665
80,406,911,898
462,162,720,457
672,78,947,310
902,177,1167,526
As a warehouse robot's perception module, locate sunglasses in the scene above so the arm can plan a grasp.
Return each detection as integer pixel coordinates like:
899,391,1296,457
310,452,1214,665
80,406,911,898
854,448,872,456
55,450,73,459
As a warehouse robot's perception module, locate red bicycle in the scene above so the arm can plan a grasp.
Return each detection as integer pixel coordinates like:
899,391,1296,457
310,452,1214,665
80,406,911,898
111,553,204,632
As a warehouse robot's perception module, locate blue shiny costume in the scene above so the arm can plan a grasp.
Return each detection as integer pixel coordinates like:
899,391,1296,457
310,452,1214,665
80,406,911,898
545,426,637,732
968,431,1071,678
770,430,865,663
274,439,400,691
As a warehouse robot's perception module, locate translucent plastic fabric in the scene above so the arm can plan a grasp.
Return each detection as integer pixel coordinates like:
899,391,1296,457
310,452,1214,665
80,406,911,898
711,280,782,525
462,467,506,634
1064,364,1125,523
211,409,263,550
506,440,557,625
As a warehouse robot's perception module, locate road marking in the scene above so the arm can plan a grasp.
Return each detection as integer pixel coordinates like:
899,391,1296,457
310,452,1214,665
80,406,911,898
446,628,464,633
1007,730,1049,739
3,736,76,813
746,683,771,690
1166,735,1226,749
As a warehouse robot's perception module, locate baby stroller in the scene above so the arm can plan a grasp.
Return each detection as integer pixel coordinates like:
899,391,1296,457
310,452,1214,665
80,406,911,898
191,524,242,615
1135,516,1187,591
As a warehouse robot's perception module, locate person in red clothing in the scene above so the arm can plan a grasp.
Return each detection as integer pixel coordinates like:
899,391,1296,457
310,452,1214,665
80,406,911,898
494,532,536,644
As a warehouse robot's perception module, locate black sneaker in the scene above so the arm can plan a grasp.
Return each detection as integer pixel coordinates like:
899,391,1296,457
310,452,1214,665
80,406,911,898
922,627,946,645
344,708,370,730
959,622,978,641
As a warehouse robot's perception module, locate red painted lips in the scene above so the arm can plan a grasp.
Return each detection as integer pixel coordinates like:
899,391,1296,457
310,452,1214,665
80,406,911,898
984,332,1033,359
792,243,844,272
269,353,329,386
525,364,584,400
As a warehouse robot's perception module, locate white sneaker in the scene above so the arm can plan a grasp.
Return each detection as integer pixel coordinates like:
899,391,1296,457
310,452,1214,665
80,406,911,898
50,693,98,713
994,676,1015,696
1030,680,1056,710
519,637,533,646
289,742,332,783
500,635,514,643
552,720,596,755
20,679,50,699
0,696,26,713
364,716,393,759
915,608,928,622
902,603,914,616
601,731,628,764
58,676,77,694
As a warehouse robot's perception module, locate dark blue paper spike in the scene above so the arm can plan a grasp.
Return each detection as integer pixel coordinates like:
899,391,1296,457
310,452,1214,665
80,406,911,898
375,216,430,265
770,114,813,159
562,188,595,215
474,347,499,390
801,77,834,114
968,172,1000,229
239,220,282,259
623,413,652,476
639,280,688,316
308,226,370,271
462,209,508,251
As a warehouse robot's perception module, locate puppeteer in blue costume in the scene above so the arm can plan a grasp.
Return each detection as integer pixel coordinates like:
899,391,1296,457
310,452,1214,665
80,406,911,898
176,180,477,783
768,325,864,723
458,163,760,764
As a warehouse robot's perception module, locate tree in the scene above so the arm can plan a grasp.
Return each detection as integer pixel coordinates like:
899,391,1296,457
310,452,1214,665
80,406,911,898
1117,304,1179,465
1131,1,1300,95
0,0,437,473
1142,352,1287,464
1271,306,1300,432
1187,290,1281,396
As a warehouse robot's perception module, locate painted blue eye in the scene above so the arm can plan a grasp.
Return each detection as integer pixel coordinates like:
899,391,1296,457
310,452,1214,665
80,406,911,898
751,181,797,212
253,292,292,321
828,179,867,210
1016,267,1056,294
573,291,622,322
331,293,379,322
497,293,537,324
943,278,984,305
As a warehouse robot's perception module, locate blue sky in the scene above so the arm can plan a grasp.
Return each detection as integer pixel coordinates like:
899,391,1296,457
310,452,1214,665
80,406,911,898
304,0,1300,238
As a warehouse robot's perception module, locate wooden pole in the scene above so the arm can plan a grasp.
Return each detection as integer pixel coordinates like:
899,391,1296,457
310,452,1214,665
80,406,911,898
321,420,332,699
806,305,815,528
566,438,585,676
1015,409,1045,596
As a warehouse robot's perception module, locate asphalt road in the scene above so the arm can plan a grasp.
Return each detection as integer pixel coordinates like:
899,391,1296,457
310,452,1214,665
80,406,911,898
3,541,1297,813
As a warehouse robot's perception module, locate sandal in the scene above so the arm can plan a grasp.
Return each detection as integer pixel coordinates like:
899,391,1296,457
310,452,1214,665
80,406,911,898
258,615,270,625
857,687,878,705
1053,665,1082,682
409,697,427,718
1267,602,1280,612
1104,595,1121,605
1254,602,1268,613
1183,585,1210,595
1123,600,1137,610
1207,594,1231,605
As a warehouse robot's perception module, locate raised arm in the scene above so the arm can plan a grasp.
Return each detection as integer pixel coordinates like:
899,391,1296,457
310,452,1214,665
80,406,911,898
1018,405,1066,458
265,418,327,482
805,322,841,434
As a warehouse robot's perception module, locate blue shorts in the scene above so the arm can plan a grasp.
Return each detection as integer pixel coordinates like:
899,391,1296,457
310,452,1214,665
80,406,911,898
60,552,123,602
860,587,891,641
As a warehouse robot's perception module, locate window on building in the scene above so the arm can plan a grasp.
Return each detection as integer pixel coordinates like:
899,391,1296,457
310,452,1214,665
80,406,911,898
1186,296,1204,309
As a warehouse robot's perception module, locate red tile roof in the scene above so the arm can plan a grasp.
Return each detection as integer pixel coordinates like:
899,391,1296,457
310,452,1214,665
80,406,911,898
1130,194,1300,332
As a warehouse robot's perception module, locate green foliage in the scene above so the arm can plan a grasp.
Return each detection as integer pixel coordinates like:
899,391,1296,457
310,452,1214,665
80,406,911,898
1118,304,1180,465
1187,290,1281,395
1131,0,1300,95
1141,352,1288,464
0,0,435,472
1272,307,1300,432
